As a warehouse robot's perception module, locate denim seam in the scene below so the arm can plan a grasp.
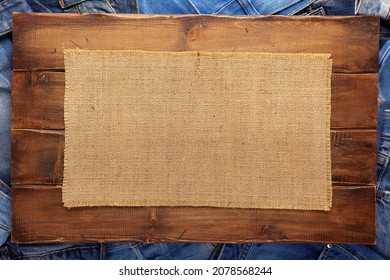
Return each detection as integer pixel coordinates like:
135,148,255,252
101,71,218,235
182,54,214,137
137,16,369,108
237,0,258,15
317,246,331,259
186,0,201,14
30,0,54,13
215,0,236,15
99,243,105,260
238,244,251,260
247,0,260,14
332,245,363,260
287,0,317,15
215,243,227,260
0,179,11,194
0,223,10,232
377,150,389,189
311,7,326,16
267,0,303,15
131,246,144,260
12,245,101,259
0,190,11,201
104,0,116,13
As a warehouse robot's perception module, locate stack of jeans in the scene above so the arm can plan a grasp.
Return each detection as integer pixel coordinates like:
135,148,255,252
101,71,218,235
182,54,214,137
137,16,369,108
1,0,389,260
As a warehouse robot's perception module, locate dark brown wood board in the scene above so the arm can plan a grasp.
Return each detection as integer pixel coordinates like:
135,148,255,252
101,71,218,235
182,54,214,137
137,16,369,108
11,13,378,244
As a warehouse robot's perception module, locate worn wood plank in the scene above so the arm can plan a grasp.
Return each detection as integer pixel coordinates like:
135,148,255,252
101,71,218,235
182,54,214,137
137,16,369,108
11,185,376,244
12,71,64,129
11,129,376,186
11,129,64,185
11,71,378,130
12,13,379,73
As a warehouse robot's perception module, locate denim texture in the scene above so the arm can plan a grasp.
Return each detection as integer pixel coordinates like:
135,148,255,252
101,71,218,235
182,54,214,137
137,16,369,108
103,242,217,260
139,0,332,15
138,0,358,16
216,243,384,260
26,0,138,13
371,40,390,259
355,0,390,19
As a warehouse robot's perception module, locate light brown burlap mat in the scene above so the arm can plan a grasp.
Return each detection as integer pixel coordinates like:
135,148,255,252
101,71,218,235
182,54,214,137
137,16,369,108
63,49,332,210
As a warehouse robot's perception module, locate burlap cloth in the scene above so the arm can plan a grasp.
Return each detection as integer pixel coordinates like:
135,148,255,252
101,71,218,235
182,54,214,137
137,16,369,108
63,49,332,210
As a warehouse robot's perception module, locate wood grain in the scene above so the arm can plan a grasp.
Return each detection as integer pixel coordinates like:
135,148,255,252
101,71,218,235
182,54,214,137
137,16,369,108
11,185,376,244
12,13,379,73
11,14,378,244
11,129,376,186
11,71,378,130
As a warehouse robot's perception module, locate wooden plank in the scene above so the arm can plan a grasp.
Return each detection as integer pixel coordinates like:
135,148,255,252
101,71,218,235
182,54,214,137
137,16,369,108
331,73,377,129
12,71,64,129
11,129,64,185
11,129,376,186
11,71,378,130
12,13,379,73
11,185,376,244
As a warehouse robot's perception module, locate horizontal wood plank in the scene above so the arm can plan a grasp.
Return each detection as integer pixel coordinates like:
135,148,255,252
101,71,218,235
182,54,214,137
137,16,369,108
11,185,376,244
11,129,376,186
11,71,378,130
12,13,379,73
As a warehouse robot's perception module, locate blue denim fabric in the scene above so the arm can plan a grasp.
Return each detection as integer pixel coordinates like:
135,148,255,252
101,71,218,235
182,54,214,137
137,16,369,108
104,242,217,260
355,0,390,19
138,0,357,16
139,0,329,15
59,0,138,13
372,40,390,259
26,0,138,13
0,180,11,247
0,239,103,260
216,243,384,260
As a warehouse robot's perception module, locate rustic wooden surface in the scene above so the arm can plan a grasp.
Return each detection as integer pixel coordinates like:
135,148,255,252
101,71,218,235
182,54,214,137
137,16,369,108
11,13,378,244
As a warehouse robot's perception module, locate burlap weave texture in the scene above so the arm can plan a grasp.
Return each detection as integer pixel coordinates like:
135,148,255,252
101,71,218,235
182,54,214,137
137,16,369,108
63,49,332,210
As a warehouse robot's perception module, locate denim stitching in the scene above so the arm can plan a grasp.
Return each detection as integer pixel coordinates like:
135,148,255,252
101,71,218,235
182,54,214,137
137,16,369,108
104,0,116,13
131,245,144,260
237,0,253,15
0,190,11,201
0,223,10,232
238,244,251,260
215,0,237,15
317,245,331,259
215,243,227,259
30,0,54,12
287,0,317,15
186,0,201,14
0,179,11,193
12,245,101,260
332,245,363,260
376,144,390,189
268,0,302,15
